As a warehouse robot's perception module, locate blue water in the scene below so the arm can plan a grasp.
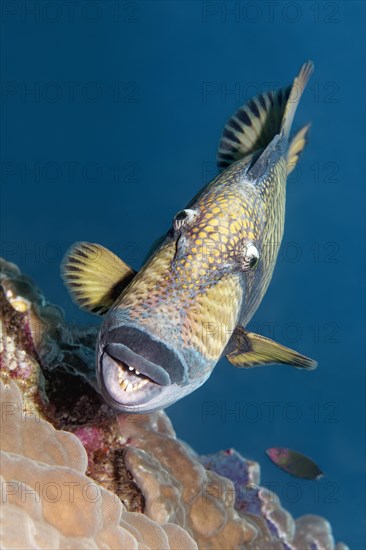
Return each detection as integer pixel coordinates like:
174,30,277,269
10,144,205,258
1,1,365,547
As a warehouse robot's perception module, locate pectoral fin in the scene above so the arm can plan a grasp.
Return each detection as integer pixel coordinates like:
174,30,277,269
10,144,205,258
225,327,317,370
62,242,136,315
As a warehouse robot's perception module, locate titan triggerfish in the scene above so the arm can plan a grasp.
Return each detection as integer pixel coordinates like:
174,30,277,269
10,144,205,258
62,61,317,413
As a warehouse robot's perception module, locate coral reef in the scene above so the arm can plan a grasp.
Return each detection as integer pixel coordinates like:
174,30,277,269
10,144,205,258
0,259,349,549
0,381,197,549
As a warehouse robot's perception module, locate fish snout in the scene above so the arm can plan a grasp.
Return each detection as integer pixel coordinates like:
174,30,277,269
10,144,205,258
97,326,188,413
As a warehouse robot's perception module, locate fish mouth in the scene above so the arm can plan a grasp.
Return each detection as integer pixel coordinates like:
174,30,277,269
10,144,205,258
98,343,171,412
97,321,192,411
108,353,157,394
105,342,171,386
96,326,208,413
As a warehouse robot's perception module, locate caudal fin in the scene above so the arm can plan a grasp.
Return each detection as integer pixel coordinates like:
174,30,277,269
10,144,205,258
217,61,314,172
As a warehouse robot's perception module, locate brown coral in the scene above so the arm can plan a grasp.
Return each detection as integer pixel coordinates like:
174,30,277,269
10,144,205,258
0,380,197,550
120,413,257,548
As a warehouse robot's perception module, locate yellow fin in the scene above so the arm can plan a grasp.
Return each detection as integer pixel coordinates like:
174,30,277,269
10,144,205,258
287,124,311,174
226,327,317,370
61,242,136,315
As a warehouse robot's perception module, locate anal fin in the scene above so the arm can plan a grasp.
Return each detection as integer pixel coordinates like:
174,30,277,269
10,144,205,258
62,242,136,315
226,326,317,370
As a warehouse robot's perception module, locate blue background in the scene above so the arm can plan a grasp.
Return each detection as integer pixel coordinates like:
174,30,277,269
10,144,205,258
1,1,365,547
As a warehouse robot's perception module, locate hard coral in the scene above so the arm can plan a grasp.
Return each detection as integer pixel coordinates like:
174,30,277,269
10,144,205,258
0,259,349,550
120,414,256,548
0,381,197,550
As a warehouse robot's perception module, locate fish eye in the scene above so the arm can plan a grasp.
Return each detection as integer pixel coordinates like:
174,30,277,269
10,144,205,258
173,208,197,231
249,256,258,269
176,211,187,221
243,243,259,271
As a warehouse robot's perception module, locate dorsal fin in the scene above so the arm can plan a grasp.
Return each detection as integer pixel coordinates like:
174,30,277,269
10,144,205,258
62,242,136,315
217,86,291,171
217,61,314,172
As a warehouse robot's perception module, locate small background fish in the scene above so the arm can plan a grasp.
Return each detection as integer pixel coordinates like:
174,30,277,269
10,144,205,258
266,448,323,480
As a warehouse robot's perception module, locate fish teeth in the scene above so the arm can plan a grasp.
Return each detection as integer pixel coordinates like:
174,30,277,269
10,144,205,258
118,364,149,392
120,379,128,390
126,365,142,376
119,377,149,392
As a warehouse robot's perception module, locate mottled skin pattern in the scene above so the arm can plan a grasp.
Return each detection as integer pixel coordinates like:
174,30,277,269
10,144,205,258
109,147,288,384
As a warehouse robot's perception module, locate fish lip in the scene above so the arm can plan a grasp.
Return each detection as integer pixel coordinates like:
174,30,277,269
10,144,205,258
104,342,171,386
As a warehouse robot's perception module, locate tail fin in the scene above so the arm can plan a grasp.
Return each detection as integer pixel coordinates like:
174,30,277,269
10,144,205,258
217,61,314,172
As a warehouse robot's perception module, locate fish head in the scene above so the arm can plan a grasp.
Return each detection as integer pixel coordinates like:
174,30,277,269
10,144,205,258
96,182,264,413
266,448,290,465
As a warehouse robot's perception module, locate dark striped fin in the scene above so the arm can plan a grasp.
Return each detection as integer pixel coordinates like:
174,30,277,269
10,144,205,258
217,86,291,171
217,60,314,171
61,242,136,315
